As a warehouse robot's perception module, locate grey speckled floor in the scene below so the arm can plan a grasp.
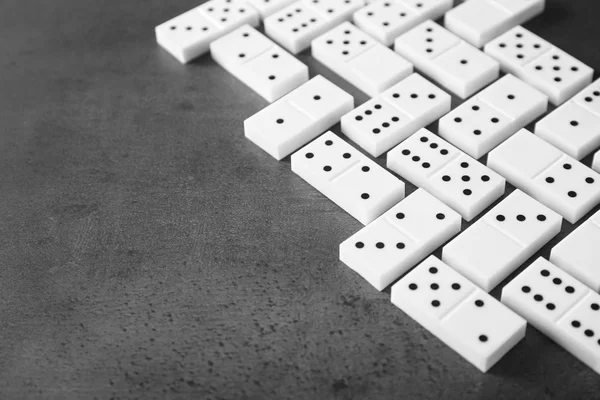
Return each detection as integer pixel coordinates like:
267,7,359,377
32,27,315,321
1,0,600,398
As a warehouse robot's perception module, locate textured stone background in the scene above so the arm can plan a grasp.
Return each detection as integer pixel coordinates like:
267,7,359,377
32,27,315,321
1,0,600,398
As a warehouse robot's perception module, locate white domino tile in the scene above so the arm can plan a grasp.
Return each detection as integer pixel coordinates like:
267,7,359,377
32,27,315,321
551,211,600,292
387,128,505,221
155,0,260,64
244,75,353,160
340,189,461,290
502,257,600,375
484,26,593,105
264,0,365,54
341,73,451,157
292,131,405,224
247,0,297,19
594,151,600,174
391,256,526,372
312,22,413,97
535,78,600,160
353,0,453,47
394,20,500,98
442,190,562,292
488,129,600,223
444,0,545,48
211,25,308,102
438,74,548,159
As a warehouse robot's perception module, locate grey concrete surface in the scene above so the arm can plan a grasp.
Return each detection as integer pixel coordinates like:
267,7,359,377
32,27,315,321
1,0,600,398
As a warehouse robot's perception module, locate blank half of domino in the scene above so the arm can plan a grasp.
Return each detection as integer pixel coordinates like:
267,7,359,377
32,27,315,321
340,73,451,157
502,257,600,375
340,189,461,290
535,78,600,159
394,20,499,99
353,0,453,47
387,128,505,221
155,0,260,64
392,256,526,372
438,74,548,159
292,131,405,225
312,22,413,97
444,0,545,48
244,75,353,160
264,0,365,54
246,0,297,19
211,25,308,102
550,211,600,292
487,129,600,223
442,190,562,292
484,26,593,105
